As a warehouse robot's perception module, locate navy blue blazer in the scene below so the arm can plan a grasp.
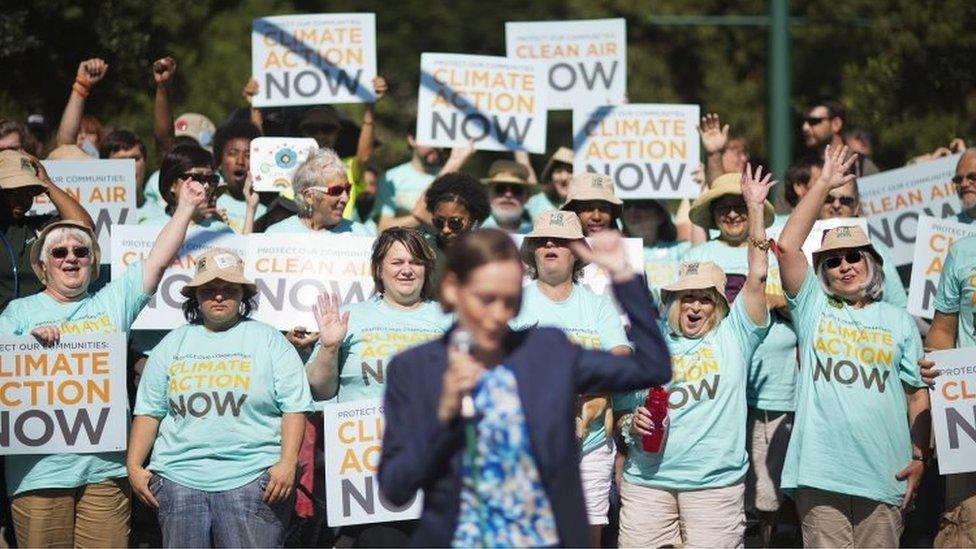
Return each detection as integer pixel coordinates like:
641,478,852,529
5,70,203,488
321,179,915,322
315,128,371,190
378,277,671,547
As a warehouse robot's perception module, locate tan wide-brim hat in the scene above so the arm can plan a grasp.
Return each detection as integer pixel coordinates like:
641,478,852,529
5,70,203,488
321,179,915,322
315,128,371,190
481,159,535,187
520,211,590,268
811,225,883,268
660,261,729,309
180,248,257,298
688,172,775,231
540,146,573,184
561,172,623,216
29,220,101,282
46,144,95,161
0,149,46,192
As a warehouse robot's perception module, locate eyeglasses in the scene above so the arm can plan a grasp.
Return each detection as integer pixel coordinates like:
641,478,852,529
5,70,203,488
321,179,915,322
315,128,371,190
952,172,976,186
50,246,91,259
803,116,828,126
307,183,352,197
492,183,526,198
180,173,220,187
824,195,858,208
432,216,467,232
823,250,863,269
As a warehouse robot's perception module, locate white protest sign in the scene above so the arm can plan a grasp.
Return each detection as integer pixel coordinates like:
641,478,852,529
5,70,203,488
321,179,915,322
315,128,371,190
249,137,319,193
859,155,961,267
927,348,976,474
506,18,626,110
416,53,547,153
111,225,245,329
31,159,137,263
244,234,375,330
0,333,127,455
906,216,976,318
323,398,422,526
251,13,377,107
573,104,701,199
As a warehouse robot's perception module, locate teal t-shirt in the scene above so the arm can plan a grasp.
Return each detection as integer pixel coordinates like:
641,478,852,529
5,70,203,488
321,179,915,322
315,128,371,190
373,161,435,220
512,282,630,454
216,191,266,234
933,235,976,347
264,215,371,235
642,241,692,303
134,200,169,226
0,262,150,496
481,215,533,234
134,319,314,491
683,239,799,411
524,192,560,220
307,297,451,403
782,270,925,506
616,297,770,490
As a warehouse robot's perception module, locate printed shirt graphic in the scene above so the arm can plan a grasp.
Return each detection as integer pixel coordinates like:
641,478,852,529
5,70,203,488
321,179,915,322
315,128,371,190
264,215,372,235
511,283,630,454
308,297,451,402
373,161,436,219
642,241,691,303
134,319,314,491
933,235,976,348
684,239,798,411
452,364,559,548
0,262,150,496
781,271,924,506
615,297,769,490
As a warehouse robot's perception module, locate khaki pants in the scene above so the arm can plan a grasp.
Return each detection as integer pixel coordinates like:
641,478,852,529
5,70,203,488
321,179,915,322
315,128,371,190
936,472,976,547
795,487,902,548
745,409,792,513
618,480,745,548
11,479,130,548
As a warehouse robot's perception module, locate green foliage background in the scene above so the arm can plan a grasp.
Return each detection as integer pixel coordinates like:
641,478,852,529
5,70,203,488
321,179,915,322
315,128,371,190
2,0,975,172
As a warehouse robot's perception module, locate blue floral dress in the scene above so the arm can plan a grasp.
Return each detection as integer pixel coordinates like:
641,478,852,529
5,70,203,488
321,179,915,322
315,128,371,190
451,365,560,547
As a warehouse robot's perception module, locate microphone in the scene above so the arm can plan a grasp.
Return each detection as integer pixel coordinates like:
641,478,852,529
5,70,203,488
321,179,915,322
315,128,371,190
450,329,476,419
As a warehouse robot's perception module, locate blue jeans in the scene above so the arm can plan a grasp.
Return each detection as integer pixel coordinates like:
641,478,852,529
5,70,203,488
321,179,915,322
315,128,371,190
151,471,292,547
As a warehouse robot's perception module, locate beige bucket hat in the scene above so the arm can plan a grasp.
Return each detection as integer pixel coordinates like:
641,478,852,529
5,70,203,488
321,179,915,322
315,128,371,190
30,220,101,282
540,146,573,184
46,144,95,161
520,210,590,268
181,248,257,298
481,159,534,186
561,172,623,216
0,150,46,192
811,225,883,268
688,172,775,231
660,261,729,308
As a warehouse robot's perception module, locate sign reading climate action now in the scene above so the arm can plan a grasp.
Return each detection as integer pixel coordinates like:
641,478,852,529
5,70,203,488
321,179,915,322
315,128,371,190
244,234,375,330
505,18,626,110
0,333,127,455
31,159,137,263
907,216,976,319
323,398,422,526
859,155,961,268
252,13,377,107
111,225,245,329
927,348,976,474
573,104,701,199
416,53,547,153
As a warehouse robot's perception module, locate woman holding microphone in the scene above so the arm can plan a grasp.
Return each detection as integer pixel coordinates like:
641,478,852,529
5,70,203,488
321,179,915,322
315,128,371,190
378,227,671,546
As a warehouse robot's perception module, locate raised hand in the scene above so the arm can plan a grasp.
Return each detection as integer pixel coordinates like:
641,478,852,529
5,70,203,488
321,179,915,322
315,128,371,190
152,56,177,85
313,292,349,349
242,78,259,104
243,173,259,210
78,58,108,86
569,231,633,282
442,141,475,173
372,76,388,102
698,113,730,155
740,163,777,206
177,179,207,211
818,144,858,189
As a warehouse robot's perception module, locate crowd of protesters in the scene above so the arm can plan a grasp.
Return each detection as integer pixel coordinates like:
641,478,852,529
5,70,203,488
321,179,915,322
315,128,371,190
0,50,974,549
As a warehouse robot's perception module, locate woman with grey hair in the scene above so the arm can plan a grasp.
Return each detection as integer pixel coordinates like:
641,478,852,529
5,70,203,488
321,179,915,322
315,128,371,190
264,147,371,235
777,145,931,548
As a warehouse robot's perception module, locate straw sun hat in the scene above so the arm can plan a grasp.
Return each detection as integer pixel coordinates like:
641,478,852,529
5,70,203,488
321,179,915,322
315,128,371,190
688,172,775,231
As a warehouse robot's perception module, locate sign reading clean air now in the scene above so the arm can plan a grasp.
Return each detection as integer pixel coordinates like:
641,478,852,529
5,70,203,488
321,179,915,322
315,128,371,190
927,348,976,475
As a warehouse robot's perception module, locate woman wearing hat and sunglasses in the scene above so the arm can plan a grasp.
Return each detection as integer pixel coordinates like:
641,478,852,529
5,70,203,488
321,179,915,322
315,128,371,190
511,210,631,545
777,145,930,547
0,180,210,547
127,248,314,547
615,165,774,548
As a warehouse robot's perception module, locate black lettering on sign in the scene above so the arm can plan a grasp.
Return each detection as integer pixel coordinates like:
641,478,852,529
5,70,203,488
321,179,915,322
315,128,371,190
430,112,533,147
254,279,367,313
0,408,110,447
265,69,362,100
341,476,418,517
588,163,686,193
946,406,976,450
548,61,618,91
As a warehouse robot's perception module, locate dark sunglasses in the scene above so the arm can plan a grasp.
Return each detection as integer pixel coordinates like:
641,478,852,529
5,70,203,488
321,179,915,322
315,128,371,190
952,172,976,185
824,195,858,208
823,250,863,269
803,116,828,126
181,173,220,186
432,216,467,232
492,183,526,198
715,203,748,214
307,183,352,197
50,246,91,259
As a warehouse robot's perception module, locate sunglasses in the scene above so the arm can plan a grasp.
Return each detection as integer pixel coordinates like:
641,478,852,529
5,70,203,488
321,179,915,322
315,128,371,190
952,172,976,186
823,250,863,269
181,173,220,187
50,246,91,259
307,183,352,197
432,216,467,232
715,203,748,215
824,195,858,208
803,116,828,126
492,183,526,198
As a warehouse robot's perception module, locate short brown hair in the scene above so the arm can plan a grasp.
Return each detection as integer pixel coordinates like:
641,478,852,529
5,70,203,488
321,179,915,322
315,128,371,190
371,227,437,300
444,228,522,284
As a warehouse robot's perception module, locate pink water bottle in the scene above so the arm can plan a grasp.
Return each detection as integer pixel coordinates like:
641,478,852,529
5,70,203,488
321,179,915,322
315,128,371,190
641,387,669,453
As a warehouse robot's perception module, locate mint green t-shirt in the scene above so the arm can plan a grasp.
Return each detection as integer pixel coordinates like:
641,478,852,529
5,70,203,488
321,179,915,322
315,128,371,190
642,241,692,303
782,270,924,506
683,239,798,411
512,282,630,454
872,237,908,308
524,192,560,220
216,191,266,235
0,262,150,496
307,297,451,403
933,236,976,347
264,215,371,235
481,215,533,235
134,319,314,491
616,297,769,490
373,161,435,220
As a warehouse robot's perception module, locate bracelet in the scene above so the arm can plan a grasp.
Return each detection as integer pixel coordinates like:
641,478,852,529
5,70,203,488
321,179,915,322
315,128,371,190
71,83,89,98
750,237,771,251
75,74,91,88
